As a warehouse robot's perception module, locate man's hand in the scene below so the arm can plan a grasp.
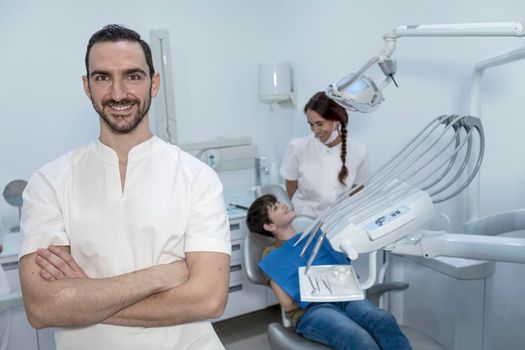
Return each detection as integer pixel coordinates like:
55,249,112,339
36,246,87,280
35,246,190,288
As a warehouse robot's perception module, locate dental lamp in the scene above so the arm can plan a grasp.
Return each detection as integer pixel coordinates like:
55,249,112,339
298,22,525,302
326,22,525,112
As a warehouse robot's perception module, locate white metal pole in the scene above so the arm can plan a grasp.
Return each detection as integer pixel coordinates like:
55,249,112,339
466,45,525,222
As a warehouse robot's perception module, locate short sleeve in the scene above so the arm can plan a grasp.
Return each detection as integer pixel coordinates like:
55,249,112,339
184,166,231,255
19,171,70,260
354,145,371,185
279,140,300,181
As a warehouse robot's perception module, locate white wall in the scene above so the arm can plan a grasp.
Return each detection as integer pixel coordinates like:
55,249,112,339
0,0,271,220
2,0,524,220
1,1,525,348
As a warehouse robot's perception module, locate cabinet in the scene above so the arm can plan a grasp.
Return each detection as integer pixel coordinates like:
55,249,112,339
0,254,56,350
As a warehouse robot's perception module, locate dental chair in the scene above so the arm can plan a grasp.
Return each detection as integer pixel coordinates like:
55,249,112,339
245,185,447,350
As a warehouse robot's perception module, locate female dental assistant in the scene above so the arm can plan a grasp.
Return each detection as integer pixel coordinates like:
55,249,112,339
280,91,370,219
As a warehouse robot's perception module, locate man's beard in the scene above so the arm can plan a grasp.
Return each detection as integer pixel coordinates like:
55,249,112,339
93,93,152,135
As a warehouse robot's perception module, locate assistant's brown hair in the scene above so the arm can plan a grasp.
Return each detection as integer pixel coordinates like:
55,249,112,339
304,91,349,185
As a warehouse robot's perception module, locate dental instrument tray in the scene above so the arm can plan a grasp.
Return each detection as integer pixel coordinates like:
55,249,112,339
299,265,364,302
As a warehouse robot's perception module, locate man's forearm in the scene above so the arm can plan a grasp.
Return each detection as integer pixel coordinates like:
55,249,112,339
39,273,161,327
103,252,231,327
20,254,175,328
103,281,216,327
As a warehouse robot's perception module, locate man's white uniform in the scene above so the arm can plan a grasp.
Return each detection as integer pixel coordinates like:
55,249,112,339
19,136,231,350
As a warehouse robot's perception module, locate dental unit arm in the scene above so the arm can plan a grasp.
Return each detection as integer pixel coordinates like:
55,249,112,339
298,22,525,302
326,22,525,113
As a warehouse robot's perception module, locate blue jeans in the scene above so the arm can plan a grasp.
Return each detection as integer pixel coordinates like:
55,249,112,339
295,299,412,350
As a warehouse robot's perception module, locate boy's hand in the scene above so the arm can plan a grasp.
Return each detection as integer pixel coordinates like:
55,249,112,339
35,246,87,280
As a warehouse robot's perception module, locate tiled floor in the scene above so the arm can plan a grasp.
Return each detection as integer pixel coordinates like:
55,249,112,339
213,305,281,349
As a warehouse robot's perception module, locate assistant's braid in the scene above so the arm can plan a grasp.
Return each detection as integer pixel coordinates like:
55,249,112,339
304,91,350,186
338,123,348,185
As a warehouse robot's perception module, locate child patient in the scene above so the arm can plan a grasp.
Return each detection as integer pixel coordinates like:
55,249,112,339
246,194,412,350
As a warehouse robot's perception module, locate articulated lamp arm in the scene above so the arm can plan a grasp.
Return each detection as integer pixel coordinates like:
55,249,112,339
328,22,525,113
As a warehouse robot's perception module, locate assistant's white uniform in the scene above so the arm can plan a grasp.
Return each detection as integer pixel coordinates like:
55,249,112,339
280,135,370,218
20,136,231,350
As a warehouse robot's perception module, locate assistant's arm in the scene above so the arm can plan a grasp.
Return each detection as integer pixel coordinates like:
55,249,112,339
281,139,300,200
285,180,298,200
19,249,181,329
103,251,230,327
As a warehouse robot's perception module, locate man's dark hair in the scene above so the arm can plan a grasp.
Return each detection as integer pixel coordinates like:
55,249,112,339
246,194,278,237
85,24,155,78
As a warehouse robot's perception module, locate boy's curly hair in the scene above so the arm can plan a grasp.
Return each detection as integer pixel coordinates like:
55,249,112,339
245,194,277,237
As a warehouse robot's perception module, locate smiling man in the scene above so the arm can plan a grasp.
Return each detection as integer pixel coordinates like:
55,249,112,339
18,24,231,350
85,40,154,135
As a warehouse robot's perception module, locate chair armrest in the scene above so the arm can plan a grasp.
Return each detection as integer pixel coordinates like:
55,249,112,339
366,282,409,306
268,323,332,350
255,185,292,207
464,209,525,236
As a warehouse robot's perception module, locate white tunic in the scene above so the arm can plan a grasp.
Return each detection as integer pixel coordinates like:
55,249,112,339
19,136,231,350
280,135,370,218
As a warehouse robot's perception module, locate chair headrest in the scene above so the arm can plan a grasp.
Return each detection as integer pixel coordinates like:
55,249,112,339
255,184,293,208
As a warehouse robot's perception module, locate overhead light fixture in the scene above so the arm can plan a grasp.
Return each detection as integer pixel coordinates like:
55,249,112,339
326,22,524,113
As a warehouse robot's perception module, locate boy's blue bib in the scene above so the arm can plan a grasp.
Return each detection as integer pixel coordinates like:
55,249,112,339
258,231,349,308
